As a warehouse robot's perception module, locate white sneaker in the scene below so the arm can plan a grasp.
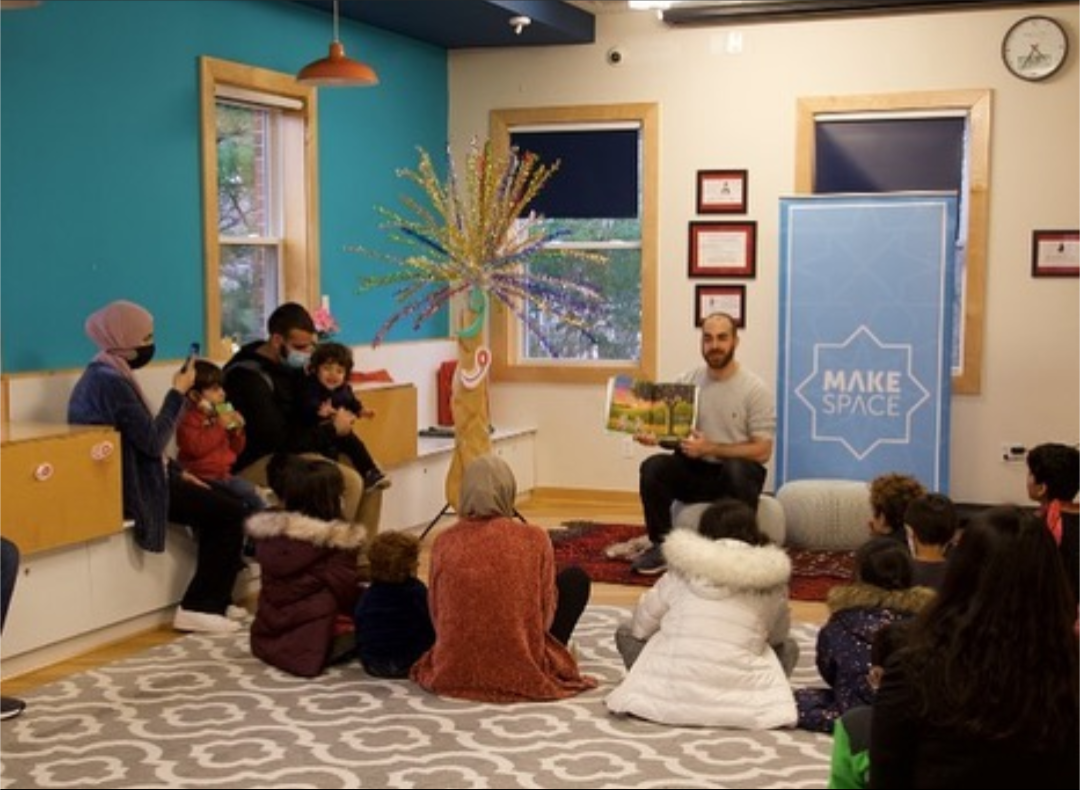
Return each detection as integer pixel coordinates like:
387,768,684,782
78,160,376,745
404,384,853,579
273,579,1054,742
173,607,241,633
226,605,249,620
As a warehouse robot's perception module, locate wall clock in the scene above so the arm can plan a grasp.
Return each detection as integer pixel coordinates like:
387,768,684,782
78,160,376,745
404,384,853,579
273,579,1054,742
1002,15,1069,82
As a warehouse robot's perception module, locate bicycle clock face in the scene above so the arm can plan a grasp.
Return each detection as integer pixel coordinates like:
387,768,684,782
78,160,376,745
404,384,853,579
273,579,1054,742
1001,15,1069,82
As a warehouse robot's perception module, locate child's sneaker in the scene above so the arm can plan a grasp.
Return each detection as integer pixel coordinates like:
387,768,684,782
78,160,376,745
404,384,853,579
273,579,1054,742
364,469,391,490
0,697,26,721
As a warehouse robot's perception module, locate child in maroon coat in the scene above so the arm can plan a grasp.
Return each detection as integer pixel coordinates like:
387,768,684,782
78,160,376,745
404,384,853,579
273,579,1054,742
246,455,365,677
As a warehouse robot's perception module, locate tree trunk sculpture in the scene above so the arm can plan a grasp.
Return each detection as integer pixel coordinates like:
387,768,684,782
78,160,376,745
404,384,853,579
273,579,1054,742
445,288,492,510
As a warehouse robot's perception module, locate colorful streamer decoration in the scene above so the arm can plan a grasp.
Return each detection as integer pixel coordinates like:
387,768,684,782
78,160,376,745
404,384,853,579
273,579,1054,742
352,139,606,349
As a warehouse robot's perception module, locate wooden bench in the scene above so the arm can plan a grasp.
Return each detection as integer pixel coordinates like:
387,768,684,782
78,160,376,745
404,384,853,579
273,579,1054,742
0,422,124,555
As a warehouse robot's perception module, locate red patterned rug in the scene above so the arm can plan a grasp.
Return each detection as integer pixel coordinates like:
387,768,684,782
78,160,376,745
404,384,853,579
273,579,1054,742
550,521,855,601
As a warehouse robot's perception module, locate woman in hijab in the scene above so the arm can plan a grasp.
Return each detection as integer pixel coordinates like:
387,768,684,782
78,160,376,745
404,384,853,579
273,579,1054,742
68,300,247,633
410,454,595,702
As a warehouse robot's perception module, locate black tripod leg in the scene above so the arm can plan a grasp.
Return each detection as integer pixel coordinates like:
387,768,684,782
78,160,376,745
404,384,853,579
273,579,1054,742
419,502,453,541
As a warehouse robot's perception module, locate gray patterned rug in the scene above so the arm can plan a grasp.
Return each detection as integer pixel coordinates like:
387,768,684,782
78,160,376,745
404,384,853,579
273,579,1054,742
0,607,830,789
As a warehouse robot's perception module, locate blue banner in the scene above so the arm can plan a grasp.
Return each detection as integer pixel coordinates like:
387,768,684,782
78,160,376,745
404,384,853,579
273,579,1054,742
777,194,956,491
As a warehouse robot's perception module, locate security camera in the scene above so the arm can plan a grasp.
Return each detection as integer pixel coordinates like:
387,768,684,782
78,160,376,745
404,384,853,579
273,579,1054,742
606,47,625,66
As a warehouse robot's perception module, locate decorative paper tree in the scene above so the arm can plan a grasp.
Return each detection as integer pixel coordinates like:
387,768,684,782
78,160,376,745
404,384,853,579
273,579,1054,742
356,140,604,510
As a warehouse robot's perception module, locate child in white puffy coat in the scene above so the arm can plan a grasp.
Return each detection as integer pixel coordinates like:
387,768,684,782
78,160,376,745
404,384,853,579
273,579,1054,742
606,497,797,728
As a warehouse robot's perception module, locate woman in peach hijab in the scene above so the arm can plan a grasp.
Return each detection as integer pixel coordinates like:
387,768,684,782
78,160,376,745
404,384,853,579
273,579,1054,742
68,299,247,633
410,454,596,702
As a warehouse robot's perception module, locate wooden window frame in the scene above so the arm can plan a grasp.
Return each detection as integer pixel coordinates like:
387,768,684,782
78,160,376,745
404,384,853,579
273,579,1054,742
489,103,659,385
199,56,320,359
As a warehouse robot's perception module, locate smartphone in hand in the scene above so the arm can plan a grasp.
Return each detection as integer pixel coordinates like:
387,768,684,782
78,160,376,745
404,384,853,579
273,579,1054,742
181,342,200,372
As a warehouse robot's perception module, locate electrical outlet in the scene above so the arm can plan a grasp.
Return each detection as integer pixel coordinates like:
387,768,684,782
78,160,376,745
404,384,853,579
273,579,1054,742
622,435,636,459
1000,443,1026,463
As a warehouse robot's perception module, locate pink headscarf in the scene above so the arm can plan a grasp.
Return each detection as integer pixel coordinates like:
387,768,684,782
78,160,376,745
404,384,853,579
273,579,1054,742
84,299,154,410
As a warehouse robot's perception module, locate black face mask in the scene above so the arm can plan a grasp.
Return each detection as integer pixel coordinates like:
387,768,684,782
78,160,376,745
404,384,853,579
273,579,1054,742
128,344,156,370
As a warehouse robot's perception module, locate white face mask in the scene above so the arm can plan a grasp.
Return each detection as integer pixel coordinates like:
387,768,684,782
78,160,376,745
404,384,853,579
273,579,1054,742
284,347,311,370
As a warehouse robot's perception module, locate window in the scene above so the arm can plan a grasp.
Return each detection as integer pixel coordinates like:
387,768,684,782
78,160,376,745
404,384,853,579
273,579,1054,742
814,114,969,383
796,90,990,395
199,57,320,357
490,104,658,385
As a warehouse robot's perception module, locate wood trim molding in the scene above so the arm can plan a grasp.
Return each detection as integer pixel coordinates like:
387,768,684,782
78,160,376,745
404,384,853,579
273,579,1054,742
199,57,319,358
525,487,642,507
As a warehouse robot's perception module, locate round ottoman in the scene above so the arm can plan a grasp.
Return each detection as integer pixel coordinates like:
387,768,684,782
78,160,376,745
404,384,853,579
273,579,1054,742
672,495,786,546
776,478,871,550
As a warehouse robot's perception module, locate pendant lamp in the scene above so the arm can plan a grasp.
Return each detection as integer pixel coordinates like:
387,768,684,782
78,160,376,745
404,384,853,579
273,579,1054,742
297,0,379,87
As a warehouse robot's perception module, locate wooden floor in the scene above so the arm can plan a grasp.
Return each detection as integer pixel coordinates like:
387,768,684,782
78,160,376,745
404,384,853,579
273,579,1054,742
0,489,826,697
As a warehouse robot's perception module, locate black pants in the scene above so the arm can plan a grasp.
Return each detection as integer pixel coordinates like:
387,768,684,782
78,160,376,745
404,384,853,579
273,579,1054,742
639,452,766,544
551,565,591,645
1,537,18,631
362,657,413,679
169,476,247,615
333,433,377,477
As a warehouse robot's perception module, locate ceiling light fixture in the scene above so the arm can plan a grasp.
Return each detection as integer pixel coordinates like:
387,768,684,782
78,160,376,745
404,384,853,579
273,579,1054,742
509,15,531,36
297,0,379,88
628,0,674,19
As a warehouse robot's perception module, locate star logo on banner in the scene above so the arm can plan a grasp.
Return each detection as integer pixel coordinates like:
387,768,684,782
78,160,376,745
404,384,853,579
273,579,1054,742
794,325,930,460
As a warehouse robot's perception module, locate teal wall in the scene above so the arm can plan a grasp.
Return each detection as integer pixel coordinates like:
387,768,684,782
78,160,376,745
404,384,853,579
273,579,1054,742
0,0,449,372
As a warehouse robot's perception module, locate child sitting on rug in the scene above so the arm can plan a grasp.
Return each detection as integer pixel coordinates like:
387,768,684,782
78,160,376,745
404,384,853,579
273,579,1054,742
353,531,435,678
247,454,366,677
826,621,906,789
1025,442,1080,606
605,498,797,729
867,472,926,546
794,537,934,733
903,493,958,591
410,454,596,702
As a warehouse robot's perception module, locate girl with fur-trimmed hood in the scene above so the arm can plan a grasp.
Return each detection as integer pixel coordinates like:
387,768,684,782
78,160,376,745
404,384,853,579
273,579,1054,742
794,537,934,733
605,498,797,728
246,455,365,677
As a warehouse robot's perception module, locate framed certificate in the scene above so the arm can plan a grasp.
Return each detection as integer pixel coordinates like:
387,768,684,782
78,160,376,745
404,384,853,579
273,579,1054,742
1031,229,1079,277
696,169,748,214
688,221,756,278
695,284,746,328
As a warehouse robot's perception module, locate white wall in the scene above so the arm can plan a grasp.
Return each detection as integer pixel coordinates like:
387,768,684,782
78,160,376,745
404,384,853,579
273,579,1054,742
453,4,1080,503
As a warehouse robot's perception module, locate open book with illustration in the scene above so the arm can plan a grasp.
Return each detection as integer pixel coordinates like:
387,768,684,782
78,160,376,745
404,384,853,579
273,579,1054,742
604,375,699,440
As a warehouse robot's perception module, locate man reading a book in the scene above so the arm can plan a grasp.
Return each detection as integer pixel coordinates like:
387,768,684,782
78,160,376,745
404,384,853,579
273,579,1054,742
632,312,776,575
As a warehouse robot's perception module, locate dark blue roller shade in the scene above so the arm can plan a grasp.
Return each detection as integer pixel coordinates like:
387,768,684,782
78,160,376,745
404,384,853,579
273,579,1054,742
511,129,639,219
815,118,965,193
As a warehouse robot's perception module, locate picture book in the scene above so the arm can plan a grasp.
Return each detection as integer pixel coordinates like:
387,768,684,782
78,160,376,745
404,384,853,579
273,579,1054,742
604,375,698,439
